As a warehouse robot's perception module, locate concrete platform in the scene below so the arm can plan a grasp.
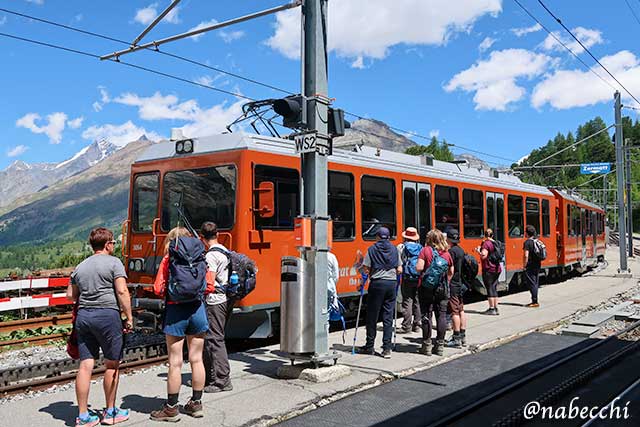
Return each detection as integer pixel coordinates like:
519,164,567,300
572,312,613,327
560,324,601,337
1,248,638,427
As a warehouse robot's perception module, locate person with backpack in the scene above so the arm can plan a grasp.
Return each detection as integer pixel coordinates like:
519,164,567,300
151,227,208,422
397,227,422,334
416,229,454,356
523,225,543,308
357,227,402,359
446,229,467,348
476,228,502,315
200,221,234,393
66,227,133,427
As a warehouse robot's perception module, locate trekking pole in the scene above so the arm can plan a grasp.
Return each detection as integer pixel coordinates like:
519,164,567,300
393,274,401,350
352,273,367,355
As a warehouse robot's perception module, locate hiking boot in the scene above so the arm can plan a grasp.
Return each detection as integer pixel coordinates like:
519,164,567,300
460,332,467,347
412,324,421,333
101,407,130,425
150,404,180,423
356,346,375,355
445,335,462,349
204,382,233,393
419,342,432,356
76,414,100,427
183,399,204,418
381,348,392,359
433,340,445,356
398,326,412,334
526,302,540,308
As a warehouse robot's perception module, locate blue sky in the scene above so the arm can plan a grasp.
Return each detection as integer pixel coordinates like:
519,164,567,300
2,0,640,170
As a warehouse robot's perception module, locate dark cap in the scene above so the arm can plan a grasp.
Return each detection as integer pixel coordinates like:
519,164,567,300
447,228,460,243
377,227,391,239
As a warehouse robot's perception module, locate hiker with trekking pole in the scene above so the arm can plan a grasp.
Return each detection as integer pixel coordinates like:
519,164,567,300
355,227,402,359
396,227,423,334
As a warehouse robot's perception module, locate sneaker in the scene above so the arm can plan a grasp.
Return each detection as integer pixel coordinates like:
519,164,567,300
204,382,233,393
460,333,467,347
445,336,462,349
101,408,130,425
484,308,499,316
356,346,375,355
76,414,100,427
381,349,392,359
150,404,180,423
412,325,421,333
526,303,540,308
183,399,204,418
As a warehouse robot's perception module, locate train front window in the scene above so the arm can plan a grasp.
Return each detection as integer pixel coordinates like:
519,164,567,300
161,165,236,232
132,172,159,233
254,165,300,230
507,195,524,237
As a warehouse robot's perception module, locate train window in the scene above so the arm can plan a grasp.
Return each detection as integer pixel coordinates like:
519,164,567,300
162,165,237,232
435,185,459,233
254,165,300,230
362,176,396,239
329,171,355,241
132,172,159,233
403,187,417,229
418,188,431,241
463,189,483,238
496,197,505,242
542,200,550,237
507,195,524,237
526,198,540,236
572,206,581,237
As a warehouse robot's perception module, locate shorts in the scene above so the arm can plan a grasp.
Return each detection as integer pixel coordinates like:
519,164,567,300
163,301,208,337
76,308,123,361
448,296,464,315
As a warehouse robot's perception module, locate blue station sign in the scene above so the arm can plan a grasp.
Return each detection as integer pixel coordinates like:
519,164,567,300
580,162,611,175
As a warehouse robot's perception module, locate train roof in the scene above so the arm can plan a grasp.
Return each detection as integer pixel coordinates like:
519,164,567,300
135,132,554,196
551,189,604,211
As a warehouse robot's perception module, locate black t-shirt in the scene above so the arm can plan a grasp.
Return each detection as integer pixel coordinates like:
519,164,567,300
448,245,465,292
524,238,541,269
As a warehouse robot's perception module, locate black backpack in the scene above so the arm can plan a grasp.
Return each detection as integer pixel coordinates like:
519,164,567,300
208,247,257,299
167,237,207,303
487,239,505,266
461,253,479,289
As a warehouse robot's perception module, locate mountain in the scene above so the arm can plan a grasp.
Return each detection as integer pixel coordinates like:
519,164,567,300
0,139,153,245
0,139,119,208
334,119,418,151
455,153,493,170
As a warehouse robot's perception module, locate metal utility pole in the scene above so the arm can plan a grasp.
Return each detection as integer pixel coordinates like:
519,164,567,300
625,141,634,256
301,0,331,358
614,92,628,271
602,174,607,214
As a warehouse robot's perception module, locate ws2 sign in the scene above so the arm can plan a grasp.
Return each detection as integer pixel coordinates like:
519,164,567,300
294,131,331,155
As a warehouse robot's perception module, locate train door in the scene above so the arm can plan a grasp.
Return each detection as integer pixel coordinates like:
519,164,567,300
486,192,506,281
128,172,162,280
403,181,431,245
580,208,587,265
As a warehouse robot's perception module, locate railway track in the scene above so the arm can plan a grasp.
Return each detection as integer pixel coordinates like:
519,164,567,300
0,313,72,334
0,332,69,349
430,319,640,427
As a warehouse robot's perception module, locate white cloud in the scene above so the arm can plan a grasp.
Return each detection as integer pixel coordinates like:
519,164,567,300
93,87,110,112
16,112,68,144
179,101,245,138
165,6,180,24
7,145,29,157
25,0,44,4
429,129,440,138
82,121,161,147
351,56,365,69
478,36,496,52
445,48,553,111
532,50,640,109
511,23,542,37
92,102,102,112
189,20,242,42
219,30,245,43
74,14,83,22
0,15,7,26
541,27,603,55
67,117,84,129
134,3,158,25
114,92,199,121
267,0,502,61
194,75,213,86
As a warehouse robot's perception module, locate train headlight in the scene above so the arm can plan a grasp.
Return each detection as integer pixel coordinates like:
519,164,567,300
135,259,144,272
182,139,193,153
175,139,194,154
128,260,135,271
176,141,184,153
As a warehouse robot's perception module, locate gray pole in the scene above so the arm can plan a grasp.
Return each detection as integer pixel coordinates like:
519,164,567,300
302,0,330,357
614,91,628,271
625,142,634,256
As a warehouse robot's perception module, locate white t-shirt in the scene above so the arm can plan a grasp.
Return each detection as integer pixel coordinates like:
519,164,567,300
327,252,339,313
205,243,229,306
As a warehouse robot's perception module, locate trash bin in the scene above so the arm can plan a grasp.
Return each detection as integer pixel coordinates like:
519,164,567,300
280,256,314,354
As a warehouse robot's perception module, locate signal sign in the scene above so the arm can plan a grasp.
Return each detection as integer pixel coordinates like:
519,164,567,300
580,163,611,174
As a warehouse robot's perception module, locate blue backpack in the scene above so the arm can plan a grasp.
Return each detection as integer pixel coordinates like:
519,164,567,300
329,299,347,343
167,237,207,303
402,242,423,280
421,247,449,289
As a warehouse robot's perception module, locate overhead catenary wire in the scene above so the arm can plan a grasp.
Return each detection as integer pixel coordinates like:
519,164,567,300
530,124,614,167
625,0,640,27
537,0,640,107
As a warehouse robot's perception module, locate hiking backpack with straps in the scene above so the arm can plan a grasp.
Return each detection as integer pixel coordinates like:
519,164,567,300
461,253,479,290
532,238,547,261
167,237,208,303
421,247,449,290
208,247,257,299
402,242,423,280
487,239,505,266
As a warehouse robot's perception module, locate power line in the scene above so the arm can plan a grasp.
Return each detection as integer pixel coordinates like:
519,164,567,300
625,0,640,27
511,0,616,92
537,0,640,106
0,31,254,101
531,124,614,166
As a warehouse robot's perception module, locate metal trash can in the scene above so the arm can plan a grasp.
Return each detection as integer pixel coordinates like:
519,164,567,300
280,256,314,354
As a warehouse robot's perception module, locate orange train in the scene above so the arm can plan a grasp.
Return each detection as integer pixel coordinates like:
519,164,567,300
123,133,606,338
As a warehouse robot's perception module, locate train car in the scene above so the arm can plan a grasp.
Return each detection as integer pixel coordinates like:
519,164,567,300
122,132,603,338
551,189,606,273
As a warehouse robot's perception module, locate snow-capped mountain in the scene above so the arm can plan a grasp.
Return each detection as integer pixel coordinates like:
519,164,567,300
0,137,141,209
